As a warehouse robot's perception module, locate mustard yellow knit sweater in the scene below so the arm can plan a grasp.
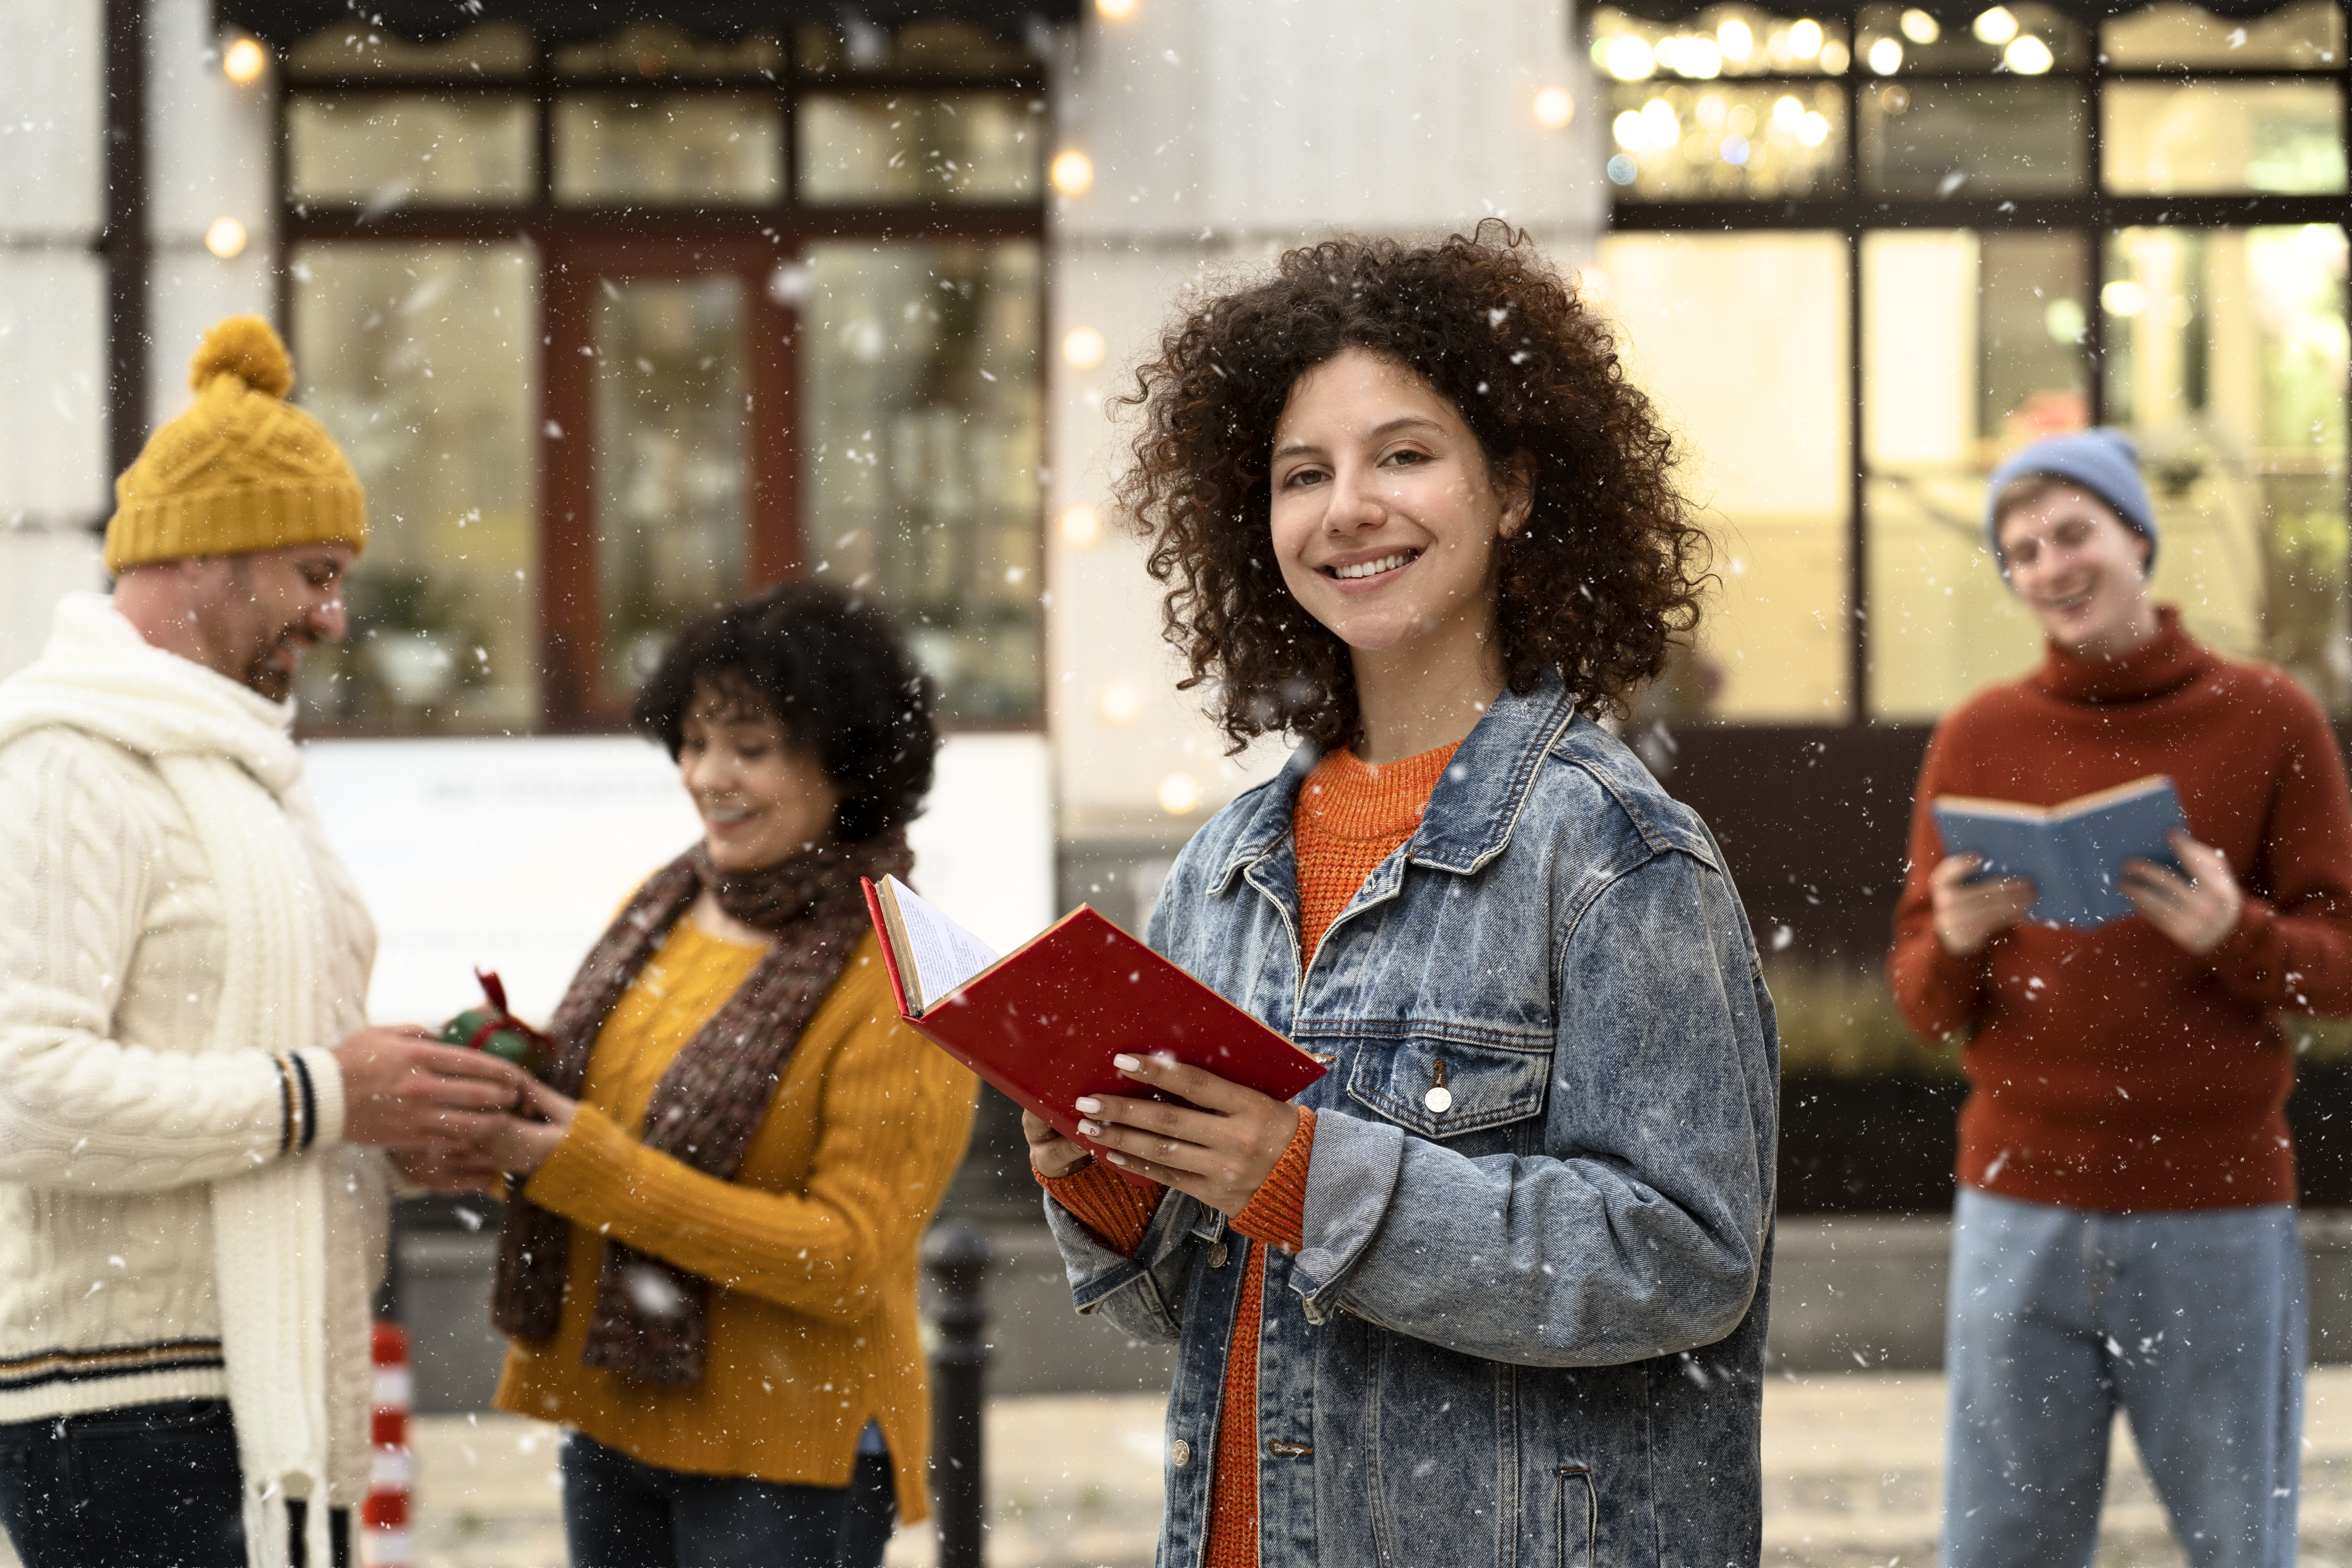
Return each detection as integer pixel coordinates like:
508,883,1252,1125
494,920,977,1522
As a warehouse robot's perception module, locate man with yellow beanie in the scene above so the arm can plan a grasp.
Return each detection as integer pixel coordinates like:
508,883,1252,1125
0,317,535,1568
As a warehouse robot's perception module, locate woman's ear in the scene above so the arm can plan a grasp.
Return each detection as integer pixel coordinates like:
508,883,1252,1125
1496,451,1538,539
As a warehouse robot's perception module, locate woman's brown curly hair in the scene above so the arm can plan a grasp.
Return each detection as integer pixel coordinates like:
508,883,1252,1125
1113,220,1709,753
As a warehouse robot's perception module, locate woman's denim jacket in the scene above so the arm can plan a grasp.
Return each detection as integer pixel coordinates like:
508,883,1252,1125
1045,674,1780,1568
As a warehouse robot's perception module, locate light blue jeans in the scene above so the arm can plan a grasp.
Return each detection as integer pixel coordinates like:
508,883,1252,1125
1942,1187,2305,1568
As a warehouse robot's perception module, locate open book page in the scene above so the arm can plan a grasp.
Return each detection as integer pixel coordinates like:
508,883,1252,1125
882,875,1002,1014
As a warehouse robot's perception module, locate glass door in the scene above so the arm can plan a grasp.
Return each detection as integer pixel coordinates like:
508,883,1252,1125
540,240,796,724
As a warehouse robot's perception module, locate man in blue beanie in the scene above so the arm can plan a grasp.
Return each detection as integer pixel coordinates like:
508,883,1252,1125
1888,427,2352,1567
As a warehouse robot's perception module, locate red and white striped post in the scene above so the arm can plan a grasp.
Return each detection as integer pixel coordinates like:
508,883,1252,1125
363,1321,414,1568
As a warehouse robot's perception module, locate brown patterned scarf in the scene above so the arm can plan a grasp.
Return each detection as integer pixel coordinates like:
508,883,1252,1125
490,831,911,1385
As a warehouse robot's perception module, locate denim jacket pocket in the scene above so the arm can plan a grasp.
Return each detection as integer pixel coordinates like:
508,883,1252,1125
1343,1034,1550,1141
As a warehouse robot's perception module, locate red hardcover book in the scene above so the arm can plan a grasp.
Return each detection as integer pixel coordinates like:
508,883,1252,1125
862,876,1327,1183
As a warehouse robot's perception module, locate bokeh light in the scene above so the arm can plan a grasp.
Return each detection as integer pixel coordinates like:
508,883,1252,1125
1157,773,1202,815
1049,149,1095,195
1062,327,1106,369
222,36,268,84
204,217,247,258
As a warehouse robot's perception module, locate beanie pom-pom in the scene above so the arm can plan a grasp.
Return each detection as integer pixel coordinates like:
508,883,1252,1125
189,315,295,399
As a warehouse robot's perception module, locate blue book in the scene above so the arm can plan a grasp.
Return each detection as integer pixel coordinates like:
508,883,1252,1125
1931,776,2188,930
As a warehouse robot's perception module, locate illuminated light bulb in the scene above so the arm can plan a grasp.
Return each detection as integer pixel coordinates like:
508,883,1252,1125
1696,93,1728,131
1773,93,1806,127
1641,98,1679,145
2102,280,2149,316
1059,503,1104,546
1867,37,1904,73
1798,110,1831,147
1678,38,1724,77
1789,18,1824,56
1095,0,1139,18
1157,772,1202,815
1100,682,1143,725
1717,18,1754,60
1612,109,1648,150
1603,34,1655,80
2004,34,2053,71
222,36,268,84
1534,86,1575,128
204,217,247,258
1973,6,2019,44
1049,149,1094,195
1062,327,1106,369
1900,9,1941,42
1819,39,1851,72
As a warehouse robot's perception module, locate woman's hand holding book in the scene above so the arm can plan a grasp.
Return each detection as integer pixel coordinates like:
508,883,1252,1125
1070,1053,1301,1219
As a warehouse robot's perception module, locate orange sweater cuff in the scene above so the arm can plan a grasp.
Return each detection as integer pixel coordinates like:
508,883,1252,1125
1229,1106,1316,1254
1038,1159,1164,1258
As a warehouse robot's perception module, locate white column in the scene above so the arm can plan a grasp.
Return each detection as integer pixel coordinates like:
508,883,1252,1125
0,2,108,679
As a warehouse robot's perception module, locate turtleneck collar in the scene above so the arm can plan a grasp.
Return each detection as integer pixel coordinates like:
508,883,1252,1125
2030,603,2210,706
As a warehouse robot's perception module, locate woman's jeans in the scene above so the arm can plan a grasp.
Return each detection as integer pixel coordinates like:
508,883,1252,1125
1941,1187,2305,1568
0,1398,349,1568
561,1428,896,1568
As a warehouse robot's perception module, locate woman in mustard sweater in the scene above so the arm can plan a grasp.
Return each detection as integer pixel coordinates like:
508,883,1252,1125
478,583,976,1568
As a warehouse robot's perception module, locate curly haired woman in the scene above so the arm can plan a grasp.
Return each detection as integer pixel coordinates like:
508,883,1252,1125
1026,223,1780,1568
477,583,976,1568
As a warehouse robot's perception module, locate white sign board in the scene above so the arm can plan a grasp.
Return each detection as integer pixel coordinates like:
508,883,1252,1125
305,732,1055,1027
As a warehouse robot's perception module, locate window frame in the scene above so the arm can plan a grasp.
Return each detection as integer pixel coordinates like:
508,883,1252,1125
272,26,1053,737
1601,0,2352,723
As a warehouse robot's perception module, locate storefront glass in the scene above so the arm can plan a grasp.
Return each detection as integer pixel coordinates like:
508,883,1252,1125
290,243,541,730
801,240,1044,720
1595,231,1851,720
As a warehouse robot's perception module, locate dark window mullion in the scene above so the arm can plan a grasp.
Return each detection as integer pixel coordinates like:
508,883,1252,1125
2087,13,2107,428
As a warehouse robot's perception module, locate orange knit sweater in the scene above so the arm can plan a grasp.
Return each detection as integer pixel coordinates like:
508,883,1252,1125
1045,741,1459,1568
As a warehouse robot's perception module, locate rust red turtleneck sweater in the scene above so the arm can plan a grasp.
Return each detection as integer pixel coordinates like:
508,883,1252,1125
1889,606,2352,1210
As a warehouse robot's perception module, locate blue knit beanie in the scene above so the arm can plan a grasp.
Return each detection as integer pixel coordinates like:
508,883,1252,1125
1984,428,2158,574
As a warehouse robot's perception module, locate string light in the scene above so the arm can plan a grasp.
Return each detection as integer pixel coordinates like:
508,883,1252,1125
205,217,248,258
1100,683,1142,724
1059,504,1103,546
1062,327,1106,369
1158,773,1202,815
222,36,268,84
1533,87,1575,128
1049,149,1095,195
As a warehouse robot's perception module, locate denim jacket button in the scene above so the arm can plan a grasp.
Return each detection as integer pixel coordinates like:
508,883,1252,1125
1172,1439,1192,1468
1208,1242,1229,1269
1423,1085,1453,1114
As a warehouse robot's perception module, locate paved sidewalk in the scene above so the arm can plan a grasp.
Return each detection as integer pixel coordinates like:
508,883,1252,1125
400,1368,2352,1568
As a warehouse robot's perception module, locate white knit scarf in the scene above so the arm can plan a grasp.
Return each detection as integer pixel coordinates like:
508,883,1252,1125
0,593,356,1568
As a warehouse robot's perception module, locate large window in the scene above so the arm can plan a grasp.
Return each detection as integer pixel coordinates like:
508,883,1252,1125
1592,0,2350,723
270,19,1050,733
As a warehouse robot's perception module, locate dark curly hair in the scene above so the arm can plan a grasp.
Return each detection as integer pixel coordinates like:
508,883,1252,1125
632,581,938,844
1113,220,1709,752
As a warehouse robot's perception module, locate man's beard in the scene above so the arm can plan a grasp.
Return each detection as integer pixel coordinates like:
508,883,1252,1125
240,629,305,701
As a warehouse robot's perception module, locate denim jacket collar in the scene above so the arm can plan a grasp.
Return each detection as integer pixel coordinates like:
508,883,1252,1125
1210,670,1582,893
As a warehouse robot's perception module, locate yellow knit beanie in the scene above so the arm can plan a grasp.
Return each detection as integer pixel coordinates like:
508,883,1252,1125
103,315,368,575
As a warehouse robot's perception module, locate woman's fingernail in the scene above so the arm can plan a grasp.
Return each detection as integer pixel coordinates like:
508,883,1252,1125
1078,1120,1103,1137
1112,1054,1142,1072
1075,1096,1103,1114
1106,1152,1129,1167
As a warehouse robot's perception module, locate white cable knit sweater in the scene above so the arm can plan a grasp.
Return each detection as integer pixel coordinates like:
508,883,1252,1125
0,594,384,1568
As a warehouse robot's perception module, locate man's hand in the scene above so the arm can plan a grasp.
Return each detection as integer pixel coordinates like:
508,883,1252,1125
1022,1109,1096,1181
1930,854,2036,958
2122,831,2244,957
1074,1053,1300,1218
332,1026,536,1154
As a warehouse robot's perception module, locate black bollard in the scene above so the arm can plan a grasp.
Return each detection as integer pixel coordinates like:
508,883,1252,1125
924,1220,991,1568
